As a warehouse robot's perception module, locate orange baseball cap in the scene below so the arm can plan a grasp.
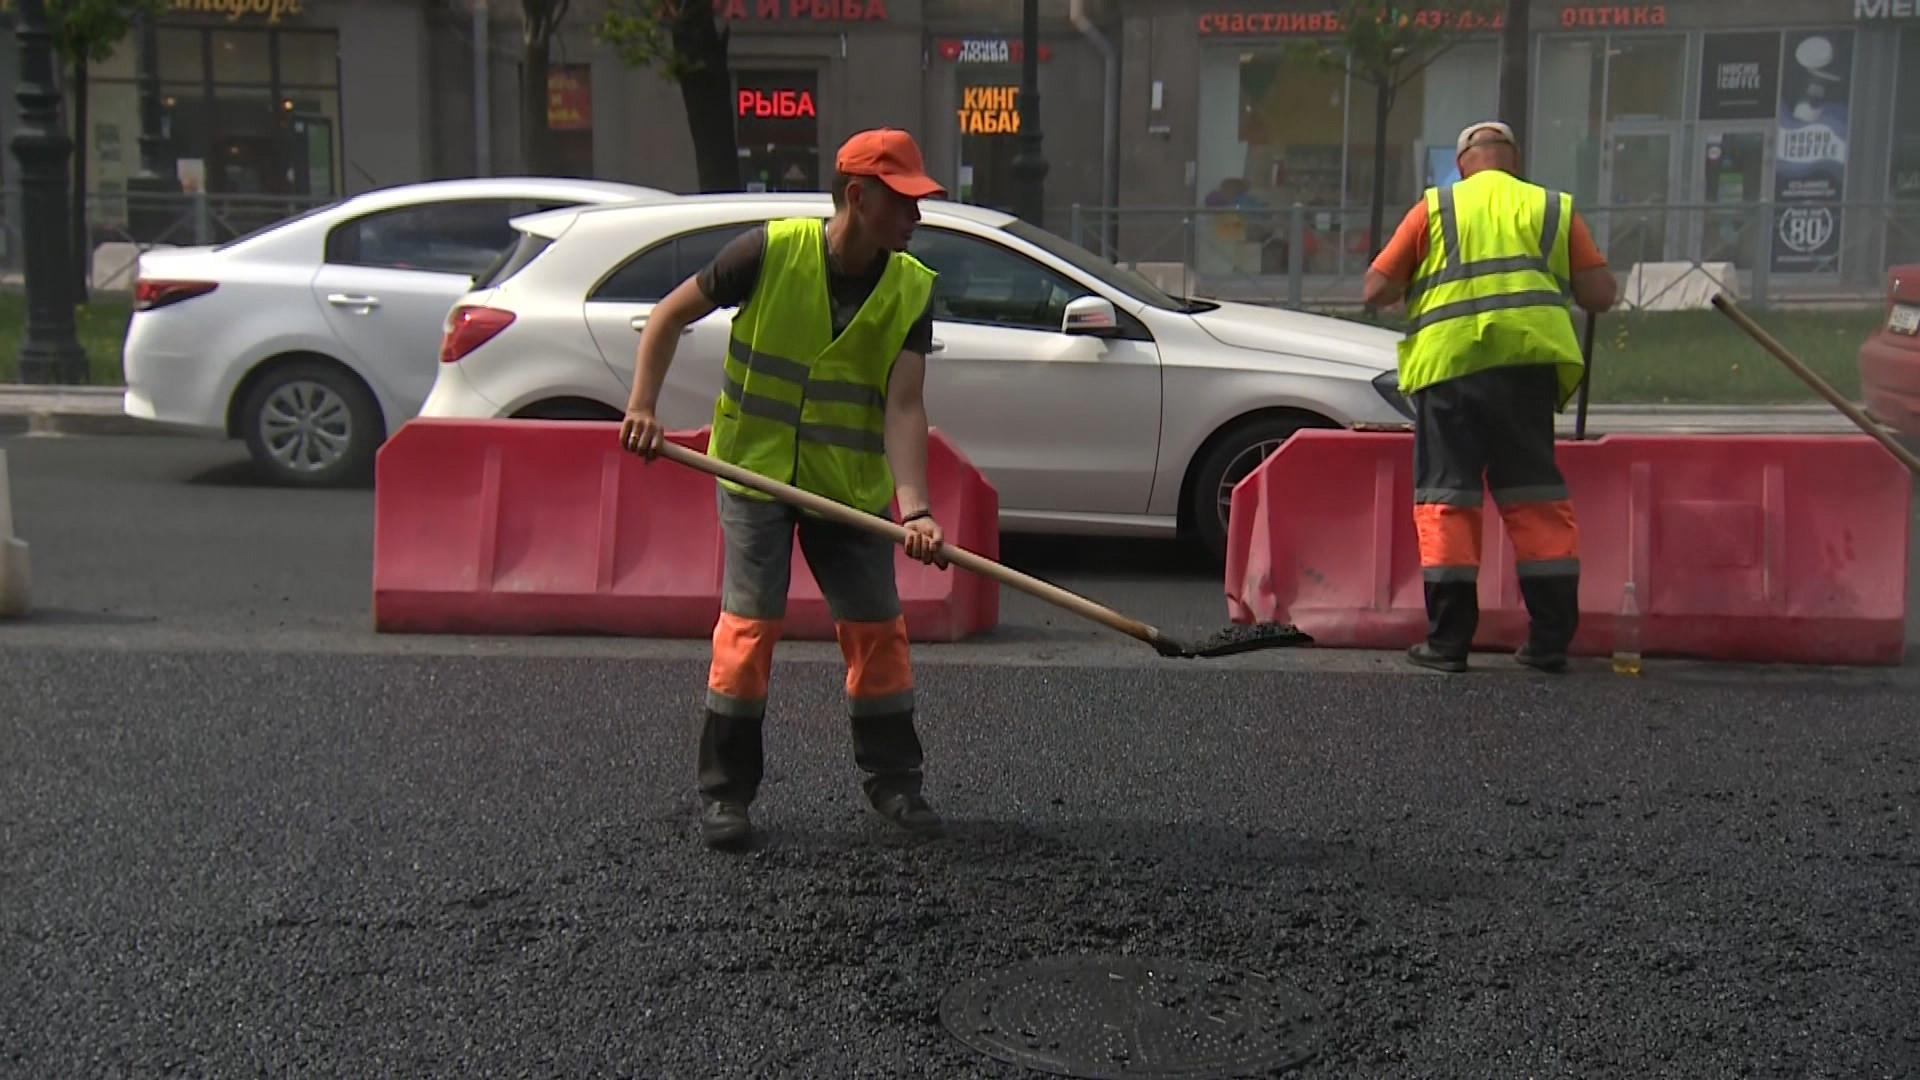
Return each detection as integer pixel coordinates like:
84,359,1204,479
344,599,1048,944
835,128,947,200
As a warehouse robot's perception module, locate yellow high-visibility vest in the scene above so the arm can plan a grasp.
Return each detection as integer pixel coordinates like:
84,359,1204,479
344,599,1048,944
1396,169,1586,409
709,216,936,514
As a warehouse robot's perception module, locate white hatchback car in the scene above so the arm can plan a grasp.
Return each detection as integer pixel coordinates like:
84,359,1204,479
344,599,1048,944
419,193,1414,561
121,176,674,486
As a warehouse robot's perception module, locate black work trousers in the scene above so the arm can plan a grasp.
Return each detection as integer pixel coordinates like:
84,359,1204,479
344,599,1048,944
1410,363,1581,658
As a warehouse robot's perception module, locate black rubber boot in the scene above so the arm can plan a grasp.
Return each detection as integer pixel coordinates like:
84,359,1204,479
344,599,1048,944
696,711,762,850
850,713,941,833
1517,575,1580,670
1514,643,1569,673
1407,642,1469,673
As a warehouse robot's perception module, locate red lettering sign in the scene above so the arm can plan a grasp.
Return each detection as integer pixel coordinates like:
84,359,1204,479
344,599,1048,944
935,38,1053,63
717,0,888,20
1559,4,1667,27
737,88,819,118
1195,7,1505,34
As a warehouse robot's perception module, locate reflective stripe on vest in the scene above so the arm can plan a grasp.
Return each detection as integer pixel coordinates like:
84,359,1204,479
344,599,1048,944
707,216,936,513
1394,170,1586,408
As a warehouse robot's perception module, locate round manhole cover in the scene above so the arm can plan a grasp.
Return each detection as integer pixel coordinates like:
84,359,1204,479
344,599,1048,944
939,954,1321,1078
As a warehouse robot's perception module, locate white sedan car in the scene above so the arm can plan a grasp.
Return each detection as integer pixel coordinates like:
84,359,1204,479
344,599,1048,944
419,193,1413,561
121,176,674,486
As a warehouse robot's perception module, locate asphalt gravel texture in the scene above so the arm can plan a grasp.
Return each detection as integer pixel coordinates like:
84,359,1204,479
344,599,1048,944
4,434,1920,1078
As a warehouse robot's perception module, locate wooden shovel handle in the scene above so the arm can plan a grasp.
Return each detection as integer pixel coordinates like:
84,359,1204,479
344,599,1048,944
1711,293,1920,478
648,438,1171,647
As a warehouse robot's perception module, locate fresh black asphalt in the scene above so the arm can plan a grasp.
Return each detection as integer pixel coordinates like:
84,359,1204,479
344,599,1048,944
6,648,1919,1077
3,434,1919,1077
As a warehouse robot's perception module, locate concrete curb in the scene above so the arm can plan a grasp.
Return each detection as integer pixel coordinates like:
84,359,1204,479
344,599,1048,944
0,385,185,438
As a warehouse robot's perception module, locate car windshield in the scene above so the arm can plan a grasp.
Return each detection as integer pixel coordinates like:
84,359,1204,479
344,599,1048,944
1000,217,1213,313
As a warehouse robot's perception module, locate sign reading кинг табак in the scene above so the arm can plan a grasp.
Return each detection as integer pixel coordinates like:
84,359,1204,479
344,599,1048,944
958,86,1019,135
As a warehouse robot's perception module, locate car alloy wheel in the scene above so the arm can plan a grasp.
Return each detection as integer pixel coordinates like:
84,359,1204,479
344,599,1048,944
1214,435,1291,534
259,380,354,474
239,359,382,488
1189,412,1336,564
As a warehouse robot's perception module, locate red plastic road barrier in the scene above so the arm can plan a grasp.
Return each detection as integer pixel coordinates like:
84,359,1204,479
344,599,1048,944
1224,430,1912,665
373,419,999,642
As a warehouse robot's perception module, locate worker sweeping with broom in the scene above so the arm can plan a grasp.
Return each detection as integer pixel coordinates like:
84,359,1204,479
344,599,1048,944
1362,121,1618,674
619,128,950,851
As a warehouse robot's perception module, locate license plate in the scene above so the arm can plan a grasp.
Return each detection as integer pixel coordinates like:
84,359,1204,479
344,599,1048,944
1892,303,1920,335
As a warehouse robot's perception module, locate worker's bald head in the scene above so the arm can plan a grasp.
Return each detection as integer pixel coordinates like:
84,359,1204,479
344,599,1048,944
1455,121,1519,176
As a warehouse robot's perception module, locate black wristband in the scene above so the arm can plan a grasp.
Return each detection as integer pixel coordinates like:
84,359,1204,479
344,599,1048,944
901,509,933,524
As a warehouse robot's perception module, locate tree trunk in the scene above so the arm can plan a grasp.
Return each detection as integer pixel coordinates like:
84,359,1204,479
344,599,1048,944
71,59,90,300
670,3,738,192
1497,0,1530,153
1368,78,1391,264
520,36,551,174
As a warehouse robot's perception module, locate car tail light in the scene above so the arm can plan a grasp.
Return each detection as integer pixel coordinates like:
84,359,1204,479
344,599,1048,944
133,278,217,311
440,305,516,363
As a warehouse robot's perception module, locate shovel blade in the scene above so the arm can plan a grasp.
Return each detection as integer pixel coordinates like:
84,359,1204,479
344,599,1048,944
1184,622,1316,658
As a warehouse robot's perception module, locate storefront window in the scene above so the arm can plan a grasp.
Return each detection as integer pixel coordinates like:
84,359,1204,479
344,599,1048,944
1891,28,1920,265
277,29,339,86
1530,31,1686,266
86,23,344,233
1194,35,1497,280
1605,35,1687,121
1532,35,1605,207
1771,28,1853,275
735,70,820,192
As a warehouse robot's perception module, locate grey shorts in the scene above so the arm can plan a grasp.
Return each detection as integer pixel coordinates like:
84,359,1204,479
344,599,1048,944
717,486,902,624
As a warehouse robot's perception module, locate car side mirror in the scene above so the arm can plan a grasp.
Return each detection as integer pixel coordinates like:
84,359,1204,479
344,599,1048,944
1062,295,1119,335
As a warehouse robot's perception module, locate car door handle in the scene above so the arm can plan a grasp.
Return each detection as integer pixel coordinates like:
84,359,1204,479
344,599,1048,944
929,338,945,353
327,293,380,309
630,315,691,336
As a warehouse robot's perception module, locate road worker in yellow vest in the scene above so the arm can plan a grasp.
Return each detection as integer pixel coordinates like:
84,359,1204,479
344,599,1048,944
620,128,949,850
1363,121,1619,674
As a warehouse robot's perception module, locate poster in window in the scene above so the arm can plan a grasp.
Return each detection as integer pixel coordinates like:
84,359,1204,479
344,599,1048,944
1698,32,1779,122
1893,30,1920,202
1770,29,1850,274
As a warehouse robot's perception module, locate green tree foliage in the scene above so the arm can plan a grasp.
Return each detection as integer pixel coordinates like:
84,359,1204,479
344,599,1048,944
592,0,739,192
1287,0,1503,274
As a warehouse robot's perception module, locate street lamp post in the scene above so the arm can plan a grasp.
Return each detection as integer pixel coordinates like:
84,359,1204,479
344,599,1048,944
1009,0,1049,226
10,0,88,385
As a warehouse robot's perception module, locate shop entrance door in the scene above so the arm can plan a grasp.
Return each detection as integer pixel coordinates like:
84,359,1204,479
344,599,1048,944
1692,125,1773,272
1599,125,1682,268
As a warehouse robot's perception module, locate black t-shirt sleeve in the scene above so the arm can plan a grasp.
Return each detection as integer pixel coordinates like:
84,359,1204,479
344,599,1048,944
903,296,934,358
695,225,765,308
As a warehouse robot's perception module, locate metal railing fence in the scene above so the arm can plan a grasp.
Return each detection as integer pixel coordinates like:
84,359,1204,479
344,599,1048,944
0,188,336,291
1068,200,1920,311
3,187,1914,313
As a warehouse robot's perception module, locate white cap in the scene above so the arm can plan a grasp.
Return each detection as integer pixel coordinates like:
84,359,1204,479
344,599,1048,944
1456,121,1515,155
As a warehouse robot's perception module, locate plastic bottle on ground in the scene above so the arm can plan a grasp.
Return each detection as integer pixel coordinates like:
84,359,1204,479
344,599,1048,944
1612,580,1642,676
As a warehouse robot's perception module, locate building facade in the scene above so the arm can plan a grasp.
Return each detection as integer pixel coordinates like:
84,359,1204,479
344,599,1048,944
1120,0,1920,293
2,0,1914,293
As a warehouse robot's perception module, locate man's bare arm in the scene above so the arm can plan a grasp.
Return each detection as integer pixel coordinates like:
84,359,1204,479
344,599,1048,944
882,349,932,517
1362,268,1406,308
627,275,719,413
1570,266,1618,314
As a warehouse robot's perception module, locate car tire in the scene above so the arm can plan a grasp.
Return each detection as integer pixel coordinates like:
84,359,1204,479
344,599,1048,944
238,360,383,488
1188,412,1336,565
514,399,622,421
